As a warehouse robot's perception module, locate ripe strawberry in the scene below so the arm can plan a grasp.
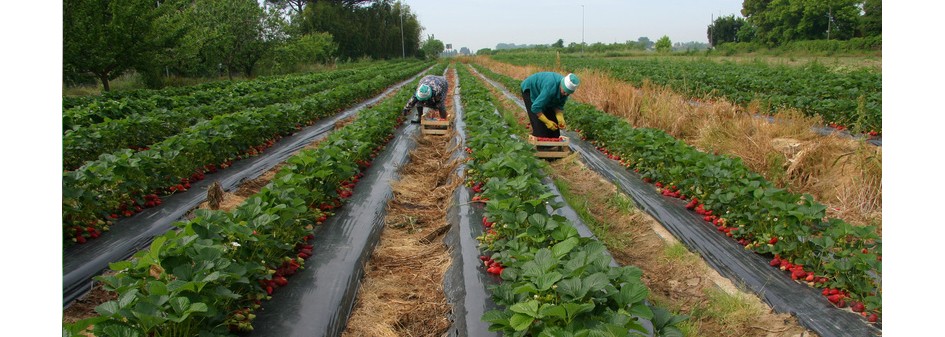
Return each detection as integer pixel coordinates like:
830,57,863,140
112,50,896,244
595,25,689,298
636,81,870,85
769,237,778,244
827,294,841,304
851,302,865,312
274,276,288,287
76,235,87,244
867,313,878,323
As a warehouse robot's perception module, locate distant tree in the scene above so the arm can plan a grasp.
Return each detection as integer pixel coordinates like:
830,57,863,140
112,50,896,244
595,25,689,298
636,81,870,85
184,0,269,79
476,48,493,55
707,15,748,47
63,0,161,91
654,35,672,53
637,36,653,49
420,34,445,59
552,38,564,48
860,0,881,37
741,0,861,45
459,47,471,55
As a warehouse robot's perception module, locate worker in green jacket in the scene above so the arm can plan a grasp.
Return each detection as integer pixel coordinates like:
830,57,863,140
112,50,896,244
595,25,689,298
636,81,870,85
520,72,580,138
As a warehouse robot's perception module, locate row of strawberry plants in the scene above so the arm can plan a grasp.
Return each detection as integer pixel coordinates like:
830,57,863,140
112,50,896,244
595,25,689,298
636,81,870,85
62,62,432,247
473,62,882,322
490,53,881,134
456,64,686,336
62,64,444,337
63,61,426,170
62,60,409,133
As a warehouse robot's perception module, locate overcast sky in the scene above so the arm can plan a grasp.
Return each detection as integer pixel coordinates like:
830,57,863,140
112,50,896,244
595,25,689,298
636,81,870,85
403,0,745,51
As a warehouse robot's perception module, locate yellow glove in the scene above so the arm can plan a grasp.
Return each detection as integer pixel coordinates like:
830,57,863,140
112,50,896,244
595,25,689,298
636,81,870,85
538,114,558,130
555,111,566,129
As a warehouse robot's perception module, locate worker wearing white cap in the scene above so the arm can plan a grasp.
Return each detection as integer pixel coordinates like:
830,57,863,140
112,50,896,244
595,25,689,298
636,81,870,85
520,72,579,138
402,74,449,123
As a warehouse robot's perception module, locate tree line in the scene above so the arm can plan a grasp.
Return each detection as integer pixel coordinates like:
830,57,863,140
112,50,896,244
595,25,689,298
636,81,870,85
64,0,443,91
707,0,881,47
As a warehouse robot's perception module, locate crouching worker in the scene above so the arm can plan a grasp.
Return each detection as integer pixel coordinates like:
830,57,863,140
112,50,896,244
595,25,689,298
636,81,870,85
402,74,449,123
520,72,579,138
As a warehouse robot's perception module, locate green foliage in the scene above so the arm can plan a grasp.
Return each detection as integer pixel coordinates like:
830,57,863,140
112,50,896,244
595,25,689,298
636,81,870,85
707,15,748,47
260,33,340,74
63,0,162,91
552,39,565,49
741,0,863,46
860,0,882,36
420,34,446,59
654,36,672,53
295,1,421,60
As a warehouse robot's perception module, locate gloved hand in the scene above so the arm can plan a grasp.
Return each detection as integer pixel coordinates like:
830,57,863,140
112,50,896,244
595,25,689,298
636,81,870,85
538,114,558,130
555,111,566,129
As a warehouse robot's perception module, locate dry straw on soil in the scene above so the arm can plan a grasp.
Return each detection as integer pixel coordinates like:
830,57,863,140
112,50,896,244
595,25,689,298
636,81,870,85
471,56,882,231
548,155,817,337
342,69,460,337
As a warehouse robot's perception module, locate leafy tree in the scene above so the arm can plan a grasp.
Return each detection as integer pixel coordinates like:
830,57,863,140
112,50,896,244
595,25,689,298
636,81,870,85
295,0,420,59
860,0,881,37
184,0,270,79
707,15,748,46
552,39,565,48
261,32,338,73
654,35,672,53
741,0,862,46
63,0,161,91
420,34,445,59
459,47,471,55
637,36,654,49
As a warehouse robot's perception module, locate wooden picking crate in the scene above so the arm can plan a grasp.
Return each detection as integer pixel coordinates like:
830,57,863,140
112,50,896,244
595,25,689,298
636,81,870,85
527,135,570,158
420,118,450,135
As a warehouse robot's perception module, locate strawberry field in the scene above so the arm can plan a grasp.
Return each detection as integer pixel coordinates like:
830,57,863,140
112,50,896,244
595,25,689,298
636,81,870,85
490,52,882,136
63,58,881,337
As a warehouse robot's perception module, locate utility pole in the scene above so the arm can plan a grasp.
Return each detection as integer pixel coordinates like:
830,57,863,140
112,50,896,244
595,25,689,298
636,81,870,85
400,1,406,58
581,5,585,55
827,5,832,40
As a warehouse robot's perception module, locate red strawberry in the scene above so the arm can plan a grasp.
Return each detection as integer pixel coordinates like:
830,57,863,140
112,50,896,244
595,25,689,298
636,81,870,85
851,302,865,312
769,237,778,244
867,313,878,323
274,276,288,287
827,294,841,304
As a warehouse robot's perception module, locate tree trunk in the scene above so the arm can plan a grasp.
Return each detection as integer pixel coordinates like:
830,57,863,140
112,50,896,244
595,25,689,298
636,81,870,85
99,72,111,92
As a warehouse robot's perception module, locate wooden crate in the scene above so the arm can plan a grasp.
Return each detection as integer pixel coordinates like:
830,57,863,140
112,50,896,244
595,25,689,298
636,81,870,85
421,119,450,135
527,135,570,158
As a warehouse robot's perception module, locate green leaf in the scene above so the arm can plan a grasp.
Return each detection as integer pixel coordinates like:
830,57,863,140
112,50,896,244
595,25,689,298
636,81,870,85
94,301,121,316
169,296,190,314
108,260,133,271
510,300,541,317
536,272,563,292
551,237,579,258
514,283,539,295
509,313,535,332
540,304,567,320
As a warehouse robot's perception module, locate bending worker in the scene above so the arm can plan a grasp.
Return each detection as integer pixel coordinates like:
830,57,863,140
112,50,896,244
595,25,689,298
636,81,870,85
402,74,449,123
520,72,579,138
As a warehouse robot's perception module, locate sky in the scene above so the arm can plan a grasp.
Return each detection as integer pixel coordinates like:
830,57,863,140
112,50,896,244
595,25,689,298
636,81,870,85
3,1,945,336
404,0,745,51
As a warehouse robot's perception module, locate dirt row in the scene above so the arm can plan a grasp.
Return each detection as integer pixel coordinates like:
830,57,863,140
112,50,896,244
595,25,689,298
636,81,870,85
342,68,460,337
